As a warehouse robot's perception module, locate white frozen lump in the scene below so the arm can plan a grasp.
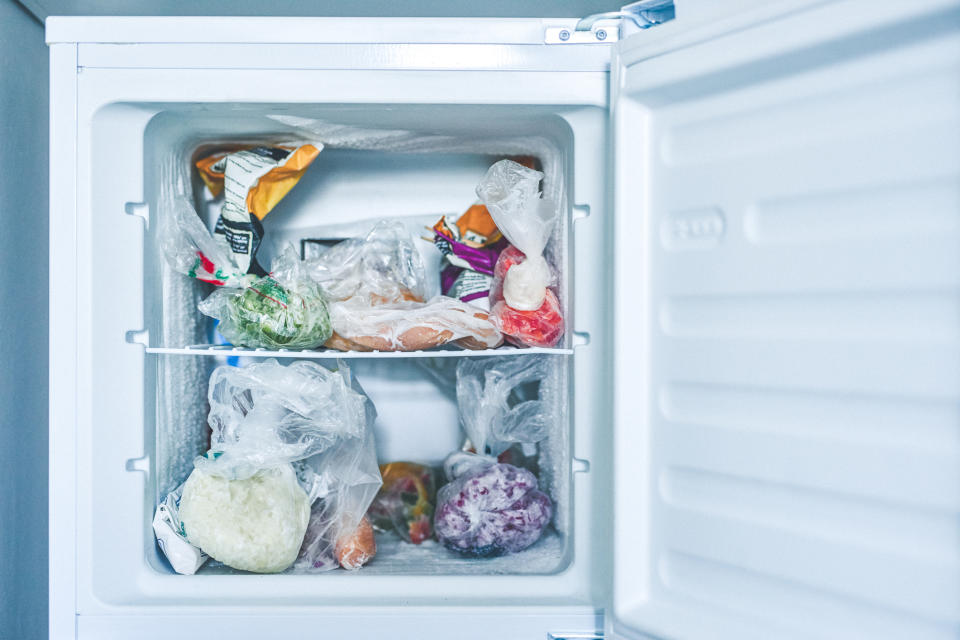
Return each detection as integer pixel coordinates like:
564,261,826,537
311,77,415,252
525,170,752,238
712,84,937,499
179,464,310,573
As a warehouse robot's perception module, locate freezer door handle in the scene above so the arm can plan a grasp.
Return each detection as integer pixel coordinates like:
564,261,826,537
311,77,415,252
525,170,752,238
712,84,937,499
545,0,675,43
576,0,675,32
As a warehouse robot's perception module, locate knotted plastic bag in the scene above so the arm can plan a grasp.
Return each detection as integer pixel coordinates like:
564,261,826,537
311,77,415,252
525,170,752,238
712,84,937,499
162,359,381,574
476,160,564,347
198,246,333,350
433,356,553,556
456,356,551,457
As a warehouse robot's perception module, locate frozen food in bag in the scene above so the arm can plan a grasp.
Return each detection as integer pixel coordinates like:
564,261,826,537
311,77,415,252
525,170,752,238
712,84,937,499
155,359,382,574
476,159,565,348
434,462,552,557
324,295,502,352
368,462,439,544
199,246,333,350
162,144,321,285
306,219,427,304
433,356,554,556
304,221,502,351
432,204,506,309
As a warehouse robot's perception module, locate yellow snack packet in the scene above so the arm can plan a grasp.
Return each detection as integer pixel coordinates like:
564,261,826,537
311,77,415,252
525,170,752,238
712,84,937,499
195,144,323,275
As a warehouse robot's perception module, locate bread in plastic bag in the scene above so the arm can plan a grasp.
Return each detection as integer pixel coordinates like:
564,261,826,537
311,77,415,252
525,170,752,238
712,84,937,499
160,359,381,573
368,462,439,544
324,295,502,352
476,160,565,347
198,246,333,350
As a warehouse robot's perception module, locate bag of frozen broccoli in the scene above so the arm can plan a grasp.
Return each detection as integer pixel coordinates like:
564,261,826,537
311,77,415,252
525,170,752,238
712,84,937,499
199,246,333,350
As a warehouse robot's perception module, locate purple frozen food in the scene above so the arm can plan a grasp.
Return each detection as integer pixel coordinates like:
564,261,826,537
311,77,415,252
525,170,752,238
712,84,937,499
433,462,552,557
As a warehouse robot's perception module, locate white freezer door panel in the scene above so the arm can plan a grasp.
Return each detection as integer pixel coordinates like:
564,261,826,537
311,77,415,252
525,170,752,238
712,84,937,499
611,0,960,638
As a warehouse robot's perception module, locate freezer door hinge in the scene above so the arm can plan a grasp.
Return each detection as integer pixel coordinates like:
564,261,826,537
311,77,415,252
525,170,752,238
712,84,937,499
544,0,675,44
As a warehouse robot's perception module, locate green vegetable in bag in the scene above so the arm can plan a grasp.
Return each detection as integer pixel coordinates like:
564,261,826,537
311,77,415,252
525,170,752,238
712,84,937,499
199,247,333,350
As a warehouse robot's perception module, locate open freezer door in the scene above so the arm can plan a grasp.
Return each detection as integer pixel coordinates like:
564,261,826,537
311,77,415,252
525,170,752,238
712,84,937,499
610,0,960,638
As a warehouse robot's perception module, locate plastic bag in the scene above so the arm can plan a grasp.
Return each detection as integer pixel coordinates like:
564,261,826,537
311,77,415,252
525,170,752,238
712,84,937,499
433,462,552,557
324,295,502,352
198,246,333,350
161,196,253,288
162,144,321,284
152,480,208,575
306,219,427,304
368,462,439,544
303,222,502,351
294,382,382,571
202,144,321,276
489,246,565,349
455,355,552,457
157,359,382,573
432,356,554,556
476,160,565,347
179,462,311,573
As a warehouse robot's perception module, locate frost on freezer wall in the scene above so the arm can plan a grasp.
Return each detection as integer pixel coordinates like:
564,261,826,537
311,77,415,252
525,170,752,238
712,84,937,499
152,110,571,527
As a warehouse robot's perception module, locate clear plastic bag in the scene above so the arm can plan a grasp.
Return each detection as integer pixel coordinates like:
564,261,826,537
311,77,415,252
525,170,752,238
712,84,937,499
163,359,381,573
476,160,565,347
197,359,369,480
325,295,502,352
432,356,554,556
179,462,311,574
302,220,500,351
161,196,253,288
198,246,333,350
455,355,552,458
476,160,555,262
305,220,427,304
433,462,552,557
368,462,440,545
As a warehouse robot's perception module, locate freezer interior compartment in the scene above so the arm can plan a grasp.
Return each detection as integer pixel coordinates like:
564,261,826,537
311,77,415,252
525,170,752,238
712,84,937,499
140,104,575,355
149,353,573,576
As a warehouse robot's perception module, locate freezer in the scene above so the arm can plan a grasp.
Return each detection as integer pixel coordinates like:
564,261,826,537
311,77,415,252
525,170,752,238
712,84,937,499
47,0,960,638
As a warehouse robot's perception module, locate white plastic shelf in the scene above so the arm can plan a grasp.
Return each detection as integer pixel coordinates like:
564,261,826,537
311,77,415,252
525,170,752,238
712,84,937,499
145,344,574,358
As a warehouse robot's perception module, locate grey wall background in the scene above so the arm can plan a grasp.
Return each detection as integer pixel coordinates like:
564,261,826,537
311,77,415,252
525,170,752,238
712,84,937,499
0,2,49,639
20,0,613,19
0,1,614,638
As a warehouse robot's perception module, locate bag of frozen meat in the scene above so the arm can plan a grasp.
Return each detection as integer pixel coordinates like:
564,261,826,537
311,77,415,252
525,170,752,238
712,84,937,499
304,220,502,352
476,159,565,348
